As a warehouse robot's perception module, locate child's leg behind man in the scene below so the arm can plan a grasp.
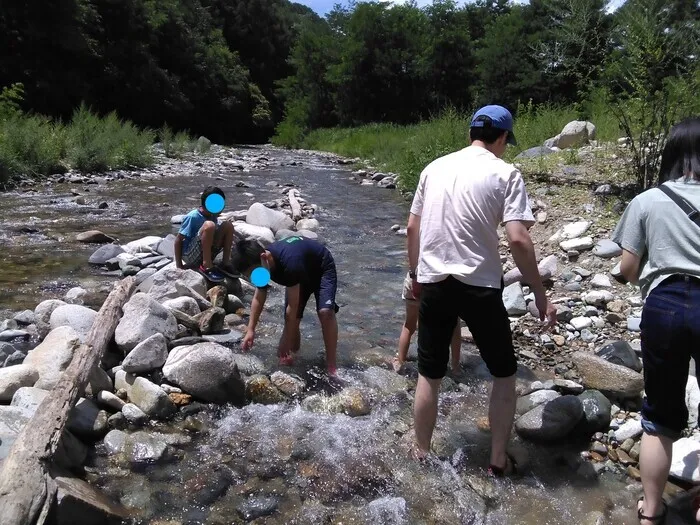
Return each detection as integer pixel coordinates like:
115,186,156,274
395,300,418,372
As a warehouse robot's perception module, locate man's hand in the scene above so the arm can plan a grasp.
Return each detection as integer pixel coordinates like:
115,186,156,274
411,278,422,299
535,291,557,329
241,330,255,352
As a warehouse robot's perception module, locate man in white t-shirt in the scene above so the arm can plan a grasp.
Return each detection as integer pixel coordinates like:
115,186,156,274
407,105,557,475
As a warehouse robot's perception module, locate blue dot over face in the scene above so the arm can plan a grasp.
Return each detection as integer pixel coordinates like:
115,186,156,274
251,267,271,288
204,193,225,215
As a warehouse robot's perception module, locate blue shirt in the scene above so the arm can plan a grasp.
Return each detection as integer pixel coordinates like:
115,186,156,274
179,209,216,252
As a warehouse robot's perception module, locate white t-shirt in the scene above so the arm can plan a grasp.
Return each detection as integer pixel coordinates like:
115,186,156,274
410,145,534,289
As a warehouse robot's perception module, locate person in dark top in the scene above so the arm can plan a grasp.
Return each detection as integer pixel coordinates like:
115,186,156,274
236,236,339,375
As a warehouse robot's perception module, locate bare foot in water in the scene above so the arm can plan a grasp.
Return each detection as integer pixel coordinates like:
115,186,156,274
392,356,405,373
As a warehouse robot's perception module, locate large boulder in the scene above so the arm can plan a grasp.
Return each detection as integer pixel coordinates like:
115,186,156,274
121,333,168,374
34,299,67,339
162,297,200,317
49,304,97,341
24,326,81,390
115,293,178,353
670,438,700,483
573,389,612,435
545,121,596,149
516,389,560,416
572,351,644,398
515,395,584,442
246,203,294,233
88,244,125,265
162,342,246,404
233,223,275,247
0,405,33,460
143,267,207,300
0,365,39,401
595,341,642,372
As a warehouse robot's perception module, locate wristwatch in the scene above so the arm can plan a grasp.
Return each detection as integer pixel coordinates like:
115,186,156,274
409,269,417,280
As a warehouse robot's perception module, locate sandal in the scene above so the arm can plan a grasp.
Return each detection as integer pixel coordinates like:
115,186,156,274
637,497,667,524
487,452,517,478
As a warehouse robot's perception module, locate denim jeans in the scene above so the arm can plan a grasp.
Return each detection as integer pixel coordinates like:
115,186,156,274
640,274,700,439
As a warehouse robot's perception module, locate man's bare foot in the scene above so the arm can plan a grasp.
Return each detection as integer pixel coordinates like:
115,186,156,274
392,356,405,373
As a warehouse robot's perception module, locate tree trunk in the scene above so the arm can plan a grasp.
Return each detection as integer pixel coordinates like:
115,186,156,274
0,277,136,525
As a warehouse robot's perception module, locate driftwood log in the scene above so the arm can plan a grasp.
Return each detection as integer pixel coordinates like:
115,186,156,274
0,277,136,525
288,189,302,222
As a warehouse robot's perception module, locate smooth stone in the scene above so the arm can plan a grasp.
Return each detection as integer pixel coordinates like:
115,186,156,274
49,304,97,341
13,310,35,325
502,282,527,316
121,403,148,425
574,390,612,435
596,341,642,372
627,317,642,332
515,395,584,442
572,352,644,398
614,419,643,442
24,326,80,390
121,333,168,374
516,390,560,416
97,390,126,411
0,365,39,401
670,438,700,482
114,293,178,353
560,236,594,252
11,386,48,412
582,290,614,307
593,239,622,258
590,274,613,288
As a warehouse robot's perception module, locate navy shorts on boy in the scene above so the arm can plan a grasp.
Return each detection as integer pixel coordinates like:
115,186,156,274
267,236,339,319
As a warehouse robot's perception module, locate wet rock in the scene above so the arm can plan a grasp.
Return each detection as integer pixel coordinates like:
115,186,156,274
97,390,126,411
121,403,148,425
197,306,226,334
88,244,125,265
50,304,97,341
516,389,560,416
573,352,644,398
366,496,408,523
0,405,33,460
68,398,109,439
271,371,306,397
593,239,622,258
162,297,201,317
122,333,168,373
162,342,246,404
237,495,279,521
25,326,80,390
670,438,700,483
0,365,39,401
560,237,594,252
168,392,191,406
595,341,642,372
555,304,574,323
614,419,643,441
76,230,116,243
338,387,371,417
103,429,168,464
34,299,67,338
502,282,527,316
233,223,275,246
115,293,178,353
115,371,176,419
574,390,611,435
53,474,130,524
246,375,286,404
515,395,584,442
13,310,35,325
359,366,409,394
582,290,614,306
11,386,48,412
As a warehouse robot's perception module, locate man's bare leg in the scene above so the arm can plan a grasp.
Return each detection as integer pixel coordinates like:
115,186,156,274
318,309,338,374
414,373,442,458
489,375,517,469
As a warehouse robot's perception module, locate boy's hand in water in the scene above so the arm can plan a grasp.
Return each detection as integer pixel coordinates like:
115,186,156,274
241,330,255,352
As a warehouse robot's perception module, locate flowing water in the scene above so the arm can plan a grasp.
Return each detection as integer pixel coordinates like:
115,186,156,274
0,147,658,524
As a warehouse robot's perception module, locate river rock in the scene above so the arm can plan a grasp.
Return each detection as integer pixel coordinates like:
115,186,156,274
162,297,200,317
0,365,39,401
515,395,584,442
0,405,34,460
121,403,148,425
103,429,169,464
35,299,67,339
233,223,275,246
0,329,29,342
68,398,109,439
4,350,25,367
50,304,97,341
627,317,642,332
560,237,594,252
516,390,560,416
0,319,17,332
553,379,584,395
24,326,81,390
502,282,527,316
338,387,371,417
582,290,614,306
590,274,613,288
687,376,700,429
571,317,592,330
162,342,246,404
88,244,125,265
97,390,126,411
514,146,556,159
198,306,226,334
121,333,168,373
53,474,130,524
64,286,89,304
574,390,612,435
115,293,178,353
359,366,410,395
11,386,48,411
595,341,642,372
155,235,176,259
0,341,15,362
76,230,115,243
114,371,176,419
296,218,319,231
245,375,286,404
246,202,294,233
270,371,306,397
237,496,279,521
170,214,185,224
572,352,644,398
201,329,243,346
124,235,162,254
274,229,295,241
297,229,319,240
593,239,622,258
614,419,643,441
13,310,35,325
562,221,591,240
144,267,207,300
670,438,700,483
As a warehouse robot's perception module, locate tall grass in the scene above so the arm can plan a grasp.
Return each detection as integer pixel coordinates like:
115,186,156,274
160,125,198,159
282,100,622,191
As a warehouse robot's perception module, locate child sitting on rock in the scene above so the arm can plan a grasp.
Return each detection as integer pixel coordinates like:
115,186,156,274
174,186,235,282
235,236,339,376
394,271,462,374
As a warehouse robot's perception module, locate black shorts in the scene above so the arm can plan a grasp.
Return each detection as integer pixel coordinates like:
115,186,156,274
418,276,516,379
284,252,339,319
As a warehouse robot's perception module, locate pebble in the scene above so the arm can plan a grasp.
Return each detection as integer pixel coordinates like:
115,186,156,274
627,466,642,480
627,317,642,332
590,441,608,456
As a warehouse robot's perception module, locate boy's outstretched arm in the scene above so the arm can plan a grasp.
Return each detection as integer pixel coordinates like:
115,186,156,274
242,287,268,351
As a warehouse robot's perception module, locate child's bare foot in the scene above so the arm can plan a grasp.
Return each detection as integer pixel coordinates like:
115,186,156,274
392,356,405,373
279,354,294,366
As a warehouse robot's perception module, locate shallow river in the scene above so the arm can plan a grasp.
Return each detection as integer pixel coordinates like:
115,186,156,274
0,147,653,524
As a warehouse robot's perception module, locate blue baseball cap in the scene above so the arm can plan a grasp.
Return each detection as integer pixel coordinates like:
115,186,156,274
470,105,517,145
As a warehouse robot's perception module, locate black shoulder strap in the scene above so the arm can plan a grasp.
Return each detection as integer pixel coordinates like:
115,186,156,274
658,184,700,228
